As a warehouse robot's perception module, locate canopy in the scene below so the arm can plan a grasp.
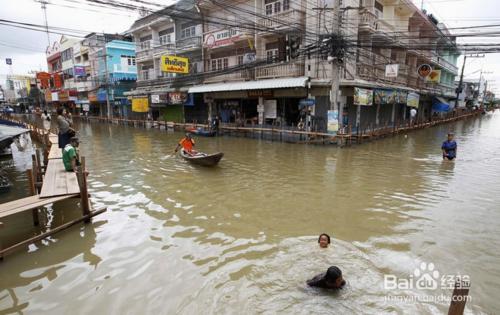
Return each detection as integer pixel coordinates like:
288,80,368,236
432,97,450,112
188,77,309,93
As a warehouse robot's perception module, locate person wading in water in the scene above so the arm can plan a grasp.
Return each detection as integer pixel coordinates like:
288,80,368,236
442,132,457,160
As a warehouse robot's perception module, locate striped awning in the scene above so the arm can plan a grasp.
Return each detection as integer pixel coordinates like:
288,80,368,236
188,77,309,93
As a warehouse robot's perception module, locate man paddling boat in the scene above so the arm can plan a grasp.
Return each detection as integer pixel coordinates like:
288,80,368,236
175,133,197,156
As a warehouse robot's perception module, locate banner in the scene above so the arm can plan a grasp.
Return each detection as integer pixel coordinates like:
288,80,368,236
37,72,51,89
151,93,169,104
264,99,277,119
427,69,441,83
407,93,420,108
168,92,188,105
53,73,63,88
45,90,52,102
385,64,399,78
132,97,149,112
74,66,86,77
58,91,69,102
327,110,339,134
161,55,189,74
374,89,406,105
354,87,373,106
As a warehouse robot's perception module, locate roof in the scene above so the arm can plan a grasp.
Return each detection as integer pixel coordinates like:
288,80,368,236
127,0,196,33
188,77,310,93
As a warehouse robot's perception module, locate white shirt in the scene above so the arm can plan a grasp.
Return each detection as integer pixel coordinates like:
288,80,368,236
410,108,417,118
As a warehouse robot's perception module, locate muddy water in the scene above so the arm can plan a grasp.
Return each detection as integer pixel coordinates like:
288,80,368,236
1,112,499,314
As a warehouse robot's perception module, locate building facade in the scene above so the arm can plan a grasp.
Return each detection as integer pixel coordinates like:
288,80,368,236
126,0,205,122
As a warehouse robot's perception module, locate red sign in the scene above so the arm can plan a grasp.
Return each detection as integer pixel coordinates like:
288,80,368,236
37,72,51,89
417,64,432,78
53,73,63,88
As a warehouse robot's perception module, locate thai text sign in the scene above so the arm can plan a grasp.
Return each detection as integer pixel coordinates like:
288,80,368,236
132,97,149,112
407,93,420,108
168,92,188,105
354,87,373,106
204,29,241,48
426,69,441,83
161,55,189,74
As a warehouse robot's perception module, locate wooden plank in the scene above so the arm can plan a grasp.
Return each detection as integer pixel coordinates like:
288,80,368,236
0,194,79,218
48,145,62,159
48,134,58,144
40,160,80,198
0,207,107,258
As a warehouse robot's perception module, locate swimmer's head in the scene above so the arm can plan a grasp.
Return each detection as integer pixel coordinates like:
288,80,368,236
325,266,345,289
318,233,331,248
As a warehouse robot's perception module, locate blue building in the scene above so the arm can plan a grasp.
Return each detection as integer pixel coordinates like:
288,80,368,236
97,40,137,118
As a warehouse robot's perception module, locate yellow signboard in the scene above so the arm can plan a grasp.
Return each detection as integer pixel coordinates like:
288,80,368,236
427,69,441,83
161,55,189,74
132,97,149,112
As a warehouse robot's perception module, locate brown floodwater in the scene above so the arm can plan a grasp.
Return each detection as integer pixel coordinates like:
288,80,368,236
1,112,500,314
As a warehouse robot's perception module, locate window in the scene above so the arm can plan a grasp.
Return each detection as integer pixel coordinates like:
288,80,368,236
61,48,73,62
374,0,383,18
266,49,279,63
159,34,171,45
181,26,196,39
211,58,229,70
283,0,289,10
264,0,288,15
237,55,244,65
266,4,273,15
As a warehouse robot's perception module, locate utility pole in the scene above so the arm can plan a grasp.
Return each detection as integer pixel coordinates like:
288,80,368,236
35,0,51,46
103,53,112,119
455,54,484,108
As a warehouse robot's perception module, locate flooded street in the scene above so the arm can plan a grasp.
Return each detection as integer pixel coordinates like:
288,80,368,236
1,112,500,314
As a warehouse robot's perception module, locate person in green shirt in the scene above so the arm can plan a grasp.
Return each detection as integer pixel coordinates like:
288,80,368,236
63,137,80,172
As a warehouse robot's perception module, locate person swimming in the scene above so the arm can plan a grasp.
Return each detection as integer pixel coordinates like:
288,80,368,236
307,266,346,289
318,233,331,248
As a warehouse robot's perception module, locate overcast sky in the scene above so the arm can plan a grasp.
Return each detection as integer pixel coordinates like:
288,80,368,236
1,0,500,93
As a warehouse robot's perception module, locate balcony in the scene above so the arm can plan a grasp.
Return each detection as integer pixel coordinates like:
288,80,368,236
138,69,155,81
205,69,254,83
153,42,176,58
257,10,306,34
255,61,304,80
176,36,202,51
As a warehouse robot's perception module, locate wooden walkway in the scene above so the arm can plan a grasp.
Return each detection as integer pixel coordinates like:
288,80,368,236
0,118,106,259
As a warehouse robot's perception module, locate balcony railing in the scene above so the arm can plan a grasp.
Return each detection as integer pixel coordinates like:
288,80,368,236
137,40,152,52
255,61,304,79
257,10,306,32
205,69,254,83
176,36,202,51
136,49,153,62
153,42,176,57
139,69,155,81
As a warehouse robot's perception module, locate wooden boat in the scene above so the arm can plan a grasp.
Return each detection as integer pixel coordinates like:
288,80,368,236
179,150,224,166
187,127,216,137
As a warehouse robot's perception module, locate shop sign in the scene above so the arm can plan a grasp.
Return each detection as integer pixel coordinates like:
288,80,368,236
204,28,241,48
257,104,264,113
299,98,316,107
37,72,51,89
132,97,149,112
58,91,69,102
407,93,420,108
354,87,373,106
327,110,339,134
151,93,169,104
51,92,59,102
385,64,399,78
168,92,188,105
374,89,407,105
53,73,63,88
89,92,97,102
83,104,90,112
264,100,277,119
161,55,189,74
417,64,432,78
74,66,86,77
248,90,273,98
45,90,52,102
426,69,441,83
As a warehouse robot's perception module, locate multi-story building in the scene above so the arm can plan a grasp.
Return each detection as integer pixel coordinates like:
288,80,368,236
95,40,137,118
82,33,133,116
3,75,35,105
126,0,204,122
194,0,310,127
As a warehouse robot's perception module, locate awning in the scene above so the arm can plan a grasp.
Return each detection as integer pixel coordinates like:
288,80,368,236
188,77,309,93
432,97,450,112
